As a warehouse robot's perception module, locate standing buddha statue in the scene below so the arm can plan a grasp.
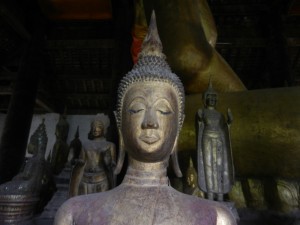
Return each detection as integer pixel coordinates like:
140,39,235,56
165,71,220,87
196,80,235,201
69,113,116,196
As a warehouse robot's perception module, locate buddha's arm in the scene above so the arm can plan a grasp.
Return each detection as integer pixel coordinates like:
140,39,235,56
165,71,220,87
196,0,218,47
69,148,86,197
104,143,117,187
53,202,74,225
216,207,237,225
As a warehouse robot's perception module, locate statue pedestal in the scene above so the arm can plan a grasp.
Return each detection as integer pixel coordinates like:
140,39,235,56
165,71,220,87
220,201,240,223
0,195,39,224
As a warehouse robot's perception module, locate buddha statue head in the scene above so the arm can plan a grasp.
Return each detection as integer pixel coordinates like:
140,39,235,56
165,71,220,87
55,115,69,142
186,157,197,189
88,113,110,139
203,78,218,108
114,11,184,176
27,119,48,156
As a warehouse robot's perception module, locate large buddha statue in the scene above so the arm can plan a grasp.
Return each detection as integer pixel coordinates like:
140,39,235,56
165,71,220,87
54,12,236,225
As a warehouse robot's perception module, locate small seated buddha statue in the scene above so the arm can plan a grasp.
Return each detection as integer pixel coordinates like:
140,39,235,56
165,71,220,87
184,157,205,198
54,12,236,225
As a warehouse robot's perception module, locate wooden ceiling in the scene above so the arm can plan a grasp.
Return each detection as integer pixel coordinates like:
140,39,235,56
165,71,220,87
0,0,299,114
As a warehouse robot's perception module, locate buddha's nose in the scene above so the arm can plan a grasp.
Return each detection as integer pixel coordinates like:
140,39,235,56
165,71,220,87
142,109,159,129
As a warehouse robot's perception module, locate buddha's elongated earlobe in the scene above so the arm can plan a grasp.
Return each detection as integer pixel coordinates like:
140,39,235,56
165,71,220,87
171,136,182,178
114,112,125,175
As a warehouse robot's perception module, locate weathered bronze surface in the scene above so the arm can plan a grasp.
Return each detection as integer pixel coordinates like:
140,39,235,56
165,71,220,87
180,87,300,179
54,12,236,225
196,81,234,201
134,0,246,94
0,120,54,223
48,115,70,175
69,113,116,197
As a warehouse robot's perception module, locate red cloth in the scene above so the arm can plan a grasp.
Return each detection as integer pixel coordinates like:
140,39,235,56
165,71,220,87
131,24,147,64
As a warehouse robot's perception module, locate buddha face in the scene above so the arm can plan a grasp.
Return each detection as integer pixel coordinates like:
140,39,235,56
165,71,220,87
187,173,195,187
27,142,37,155
122,81,179,162
91,121,104,138
206,93,217,107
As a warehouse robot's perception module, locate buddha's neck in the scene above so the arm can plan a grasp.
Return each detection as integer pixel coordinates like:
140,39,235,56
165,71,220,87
123,157,169,185
93,136,105,141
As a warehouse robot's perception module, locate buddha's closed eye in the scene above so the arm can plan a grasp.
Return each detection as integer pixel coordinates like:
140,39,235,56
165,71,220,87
157,110,172,115
129,109,144,114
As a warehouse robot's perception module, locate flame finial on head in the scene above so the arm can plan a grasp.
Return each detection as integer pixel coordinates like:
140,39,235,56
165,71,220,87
203,75,218,103
138,11,165,59
116,10,185,130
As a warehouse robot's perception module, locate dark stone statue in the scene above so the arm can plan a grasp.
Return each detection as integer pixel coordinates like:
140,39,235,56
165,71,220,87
0,120,55,223
54,12,236,225
67,126,82,166
69,114,116,197
48,115,70,175
196,80,235,201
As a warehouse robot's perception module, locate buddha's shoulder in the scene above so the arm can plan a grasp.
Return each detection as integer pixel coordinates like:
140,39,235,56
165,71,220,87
173,190,236,225
54,191,117,225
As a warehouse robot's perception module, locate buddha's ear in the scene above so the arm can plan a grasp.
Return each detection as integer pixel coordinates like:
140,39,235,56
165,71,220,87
113,111,125,175
171,136,183,178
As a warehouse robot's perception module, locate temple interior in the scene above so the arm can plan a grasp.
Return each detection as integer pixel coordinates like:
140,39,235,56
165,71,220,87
0,0,299,224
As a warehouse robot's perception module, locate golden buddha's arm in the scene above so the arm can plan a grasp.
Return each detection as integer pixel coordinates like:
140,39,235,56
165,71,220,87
142,0,246,94
196,0,218,47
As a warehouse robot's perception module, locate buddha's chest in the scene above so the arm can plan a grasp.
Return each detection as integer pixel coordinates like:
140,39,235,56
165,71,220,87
75,186,216,225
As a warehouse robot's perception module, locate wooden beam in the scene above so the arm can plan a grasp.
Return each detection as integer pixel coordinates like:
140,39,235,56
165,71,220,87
0,2,31,40
46,39,115,49
35,98,55,113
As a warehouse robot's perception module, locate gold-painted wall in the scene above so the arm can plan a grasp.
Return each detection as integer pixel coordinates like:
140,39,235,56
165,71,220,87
180,87,300,179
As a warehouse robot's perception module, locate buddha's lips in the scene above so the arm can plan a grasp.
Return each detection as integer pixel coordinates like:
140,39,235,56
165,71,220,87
139,132,160,144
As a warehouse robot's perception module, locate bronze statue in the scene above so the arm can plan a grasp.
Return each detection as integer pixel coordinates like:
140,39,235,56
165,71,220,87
184,157,205,198
69,114,116,197
54,12,236,225
48,115,70,175
196,80,234,201
0,120,55,223
67,126,82,166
